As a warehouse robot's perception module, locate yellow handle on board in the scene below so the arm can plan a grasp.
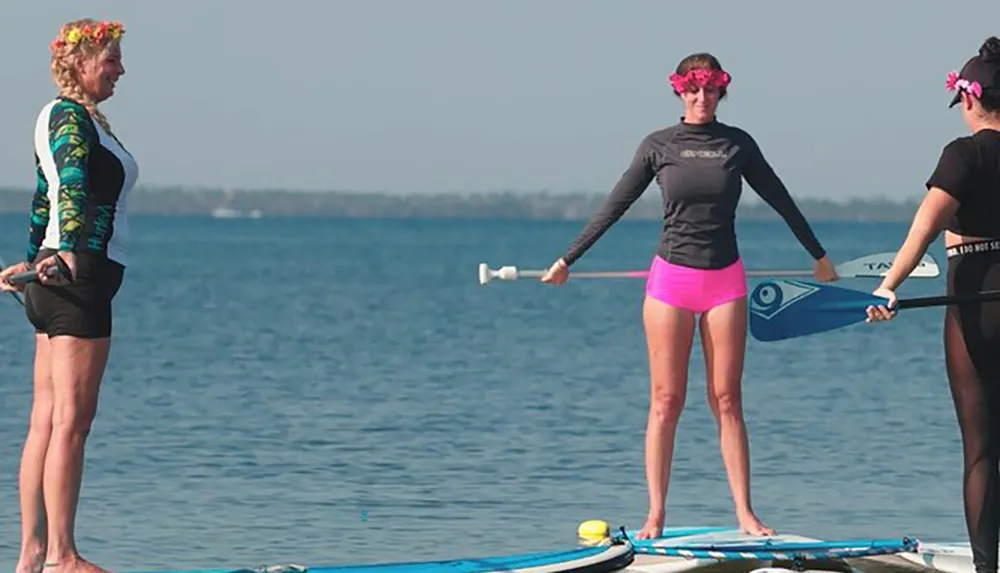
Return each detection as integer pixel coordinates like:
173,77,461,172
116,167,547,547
577,519,611,546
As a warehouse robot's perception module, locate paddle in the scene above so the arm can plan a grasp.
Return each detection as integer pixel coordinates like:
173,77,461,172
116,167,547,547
0,255,24,306
478,252,940,285
5,256,72,286
0,254,73,307
749,279,1000,342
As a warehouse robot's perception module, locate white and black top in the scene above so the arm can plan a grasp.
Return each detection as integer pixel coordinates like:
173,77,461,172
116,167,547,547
29,96,138,266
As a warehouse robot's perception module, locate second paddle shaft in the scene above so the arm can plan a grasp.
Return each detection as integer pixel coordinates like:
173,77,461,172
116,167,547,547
522,268,837,279
4,256,73,286
895,289,1000,309
518,269,647,279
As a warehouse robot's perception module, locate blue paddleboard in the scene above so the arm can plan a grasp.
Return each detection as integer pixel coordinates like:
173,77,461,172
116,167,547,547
124,542,635,573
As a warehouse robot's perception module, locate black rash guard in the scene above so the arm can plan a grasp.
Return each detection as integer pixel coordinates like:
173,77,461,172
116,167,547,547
562,119,826,270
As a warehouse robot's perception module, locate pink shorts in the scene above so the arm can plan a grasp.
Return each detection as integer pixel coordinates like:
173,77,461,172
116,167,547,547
645,255,748,313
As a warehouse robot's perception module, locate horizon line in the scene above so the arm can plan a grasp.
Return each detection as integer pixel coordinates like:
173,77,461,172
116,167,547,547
0,185,927,205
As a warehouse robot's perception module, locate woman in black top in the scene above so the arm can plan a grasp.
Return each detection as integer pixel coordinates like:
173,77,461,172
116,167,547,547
541,52,837,539
867,37,1000,573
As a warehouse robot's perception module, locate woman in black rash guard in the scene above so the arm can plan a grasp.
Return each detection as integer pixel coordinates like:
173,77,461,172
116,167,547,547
867,37,1000,573
541,52,838,539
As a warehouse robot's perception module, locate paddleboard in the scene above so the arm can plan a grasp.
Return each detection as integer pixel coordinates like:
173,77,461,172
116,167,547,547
124,542,635,573
625,528,847,573
576,523,920,573
896,542,977,573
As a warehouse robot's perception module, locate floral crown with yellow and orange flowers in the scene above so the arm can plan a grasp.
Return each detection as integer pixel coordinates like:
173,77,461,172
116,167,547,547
50,20,125,52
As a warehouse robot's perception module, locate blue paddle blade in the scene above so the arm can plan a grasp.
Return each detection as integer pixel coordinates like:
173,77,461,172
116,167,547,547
749,279,887,342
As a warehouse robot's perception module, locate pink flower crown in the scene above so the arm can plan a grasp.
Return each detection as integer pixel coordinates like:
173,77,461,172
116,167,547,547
945,70,982,99
669,68,731,93
50,20,125,52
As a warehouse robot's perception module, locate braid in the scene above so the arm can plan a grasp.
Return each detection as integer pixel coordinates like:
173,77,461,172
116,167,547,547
50,56,111,132
48,18,121,134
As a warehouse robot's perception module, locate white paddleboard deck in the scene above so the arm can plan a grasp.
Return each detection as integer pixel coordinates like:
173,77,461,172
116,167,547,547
603,526,956,573
617,527,852,573
627,533,989,573
895,542,977,573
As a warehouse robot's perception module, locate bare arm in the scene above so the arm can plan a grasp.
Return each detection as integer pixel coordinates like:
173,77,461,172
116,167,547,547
880,138,972,291
878,188,959,291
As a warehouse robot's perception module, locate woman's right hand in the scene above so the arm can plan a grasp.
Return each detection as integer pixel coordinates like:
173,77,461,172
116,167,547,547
865,286,898,323
0,262,32,292
540,258,569,285
813,256,839,282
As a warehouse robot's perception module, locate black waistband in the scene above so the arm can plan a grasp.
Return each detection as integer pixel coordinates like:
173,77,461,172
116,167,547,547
946,240,1000,258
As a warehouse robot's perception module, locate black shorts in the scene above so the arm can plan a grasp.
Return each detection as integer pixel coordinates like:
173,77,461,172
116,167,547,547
23,249,125,339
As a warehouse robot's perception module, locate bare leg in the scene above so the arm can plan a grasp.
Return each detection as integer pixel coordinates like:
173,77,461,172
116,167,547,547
700,297,775,536
636,295,696,540
43,335,113,573
17,335,55,573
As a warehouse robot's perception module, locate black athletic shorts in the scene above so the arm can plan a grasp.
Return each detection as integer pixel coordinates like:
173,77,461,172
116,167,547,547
23,248,125,339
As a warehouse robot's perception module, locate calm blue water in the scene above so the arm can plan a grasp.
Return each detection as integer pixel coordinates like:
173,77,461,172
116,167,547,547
0,215,968,571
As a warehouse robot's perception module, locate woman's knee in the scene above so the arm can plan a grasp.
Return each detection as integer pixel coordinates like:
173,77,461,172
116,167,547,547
708,388,744,421
51,398,98,435
28,398,54,434
649,388,686,423
644,297,696,424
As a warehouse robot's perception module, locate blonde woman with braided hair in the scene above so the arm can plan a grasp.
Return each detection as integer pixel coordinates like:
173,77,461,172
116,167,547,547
0,18,137,573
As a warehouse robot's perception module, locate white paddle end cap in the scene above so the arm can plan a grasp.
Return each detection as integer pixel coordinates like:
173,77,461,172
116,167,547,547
478,263,491,285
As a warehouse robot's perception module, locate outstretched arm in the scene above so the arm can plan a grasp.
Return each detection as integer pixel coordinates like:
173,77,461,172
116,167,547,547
562,138,656,265
741,134,826,261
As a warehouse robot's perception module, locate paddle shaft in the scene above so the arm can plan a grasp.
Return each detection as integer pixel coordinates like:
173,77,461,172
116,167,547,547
0,256,24,306
518,269,835,279
481,251,940,285
7,270,40,285
0,255,71,293
517,269,645,279
897,289,1000,309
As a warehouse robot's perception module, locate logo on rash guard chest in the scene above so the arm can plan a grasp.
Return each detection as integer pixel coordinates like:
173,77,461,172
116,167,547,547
680,149,728,159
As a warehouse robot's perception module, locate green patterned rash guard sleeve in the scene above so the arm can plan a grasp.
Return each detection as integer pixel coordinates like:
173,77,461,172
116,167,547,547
47,99,96,253
26,153,51,262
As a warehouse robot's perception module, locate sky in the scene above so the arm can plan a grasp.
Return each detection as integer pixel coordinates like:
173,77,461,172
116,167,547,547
0,1,997,200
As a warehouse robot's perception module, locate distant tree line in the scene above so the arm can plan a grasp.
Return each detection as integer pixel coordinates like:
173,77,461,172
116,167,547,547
0,186,923,221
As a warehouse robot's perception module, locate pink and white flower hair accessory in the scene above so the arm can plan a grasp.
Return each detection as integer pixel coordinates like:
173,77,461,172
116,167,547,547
946,71,983,99
669,68,731,93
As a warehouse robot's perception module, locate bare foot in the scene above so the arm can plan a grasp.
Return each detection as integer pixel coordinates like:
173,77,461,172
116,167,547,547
42,555,113,573
15,547,45,573
634,514,664,540
738,511,776,536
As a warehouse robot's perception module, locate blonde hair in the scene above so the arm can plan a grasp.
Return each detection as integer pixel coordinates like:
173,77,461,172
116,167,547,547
49,18,124,133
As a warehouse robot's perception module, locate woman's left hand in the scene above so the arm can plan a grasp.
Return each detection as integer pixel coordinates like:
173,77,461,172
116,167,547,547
35,252,76,286
813,256,839,282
